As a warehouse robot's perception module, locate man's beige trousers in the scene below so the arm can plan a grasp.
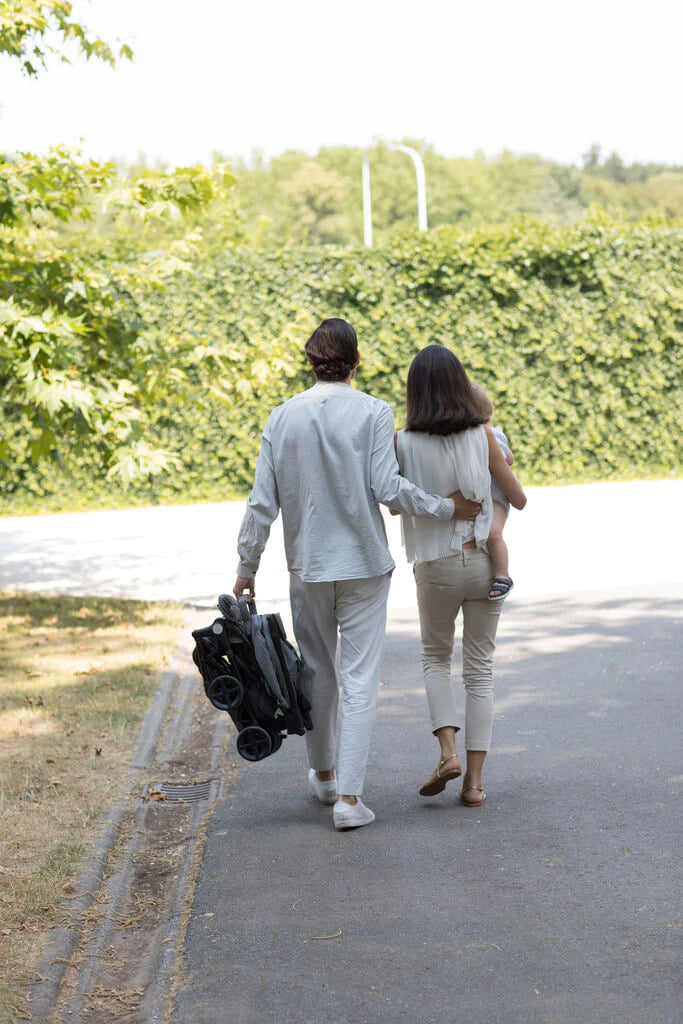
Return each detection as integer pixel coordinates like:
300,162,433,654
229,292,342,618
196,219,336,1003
289,572,392,796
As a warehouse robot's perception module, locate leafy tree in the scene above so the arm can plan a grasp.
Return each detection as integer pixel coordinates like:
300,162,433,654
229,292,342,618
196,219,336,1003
0,0,132,76
0,13,238,484
581,144,600,172
231,142,683,247
602,151,627,184
4,216,681,513
0,150,236,481
283,161,349,244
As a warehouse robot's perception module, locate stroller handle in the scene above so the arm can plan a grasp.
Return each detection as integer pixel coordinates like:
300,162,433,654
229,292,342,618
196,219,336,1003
238,594,257,623
217,592,256,626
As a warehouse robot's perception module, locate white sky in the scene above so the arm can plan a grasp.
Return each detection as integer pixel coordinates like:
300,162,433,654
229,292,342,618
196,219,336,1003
1,0,682,168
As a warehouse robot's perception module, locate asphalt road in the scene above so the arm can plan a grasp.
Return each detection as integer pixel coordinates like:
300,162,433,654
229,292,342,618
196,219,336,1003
174,591,681,1024
2,480,682,611
2,483,680,1022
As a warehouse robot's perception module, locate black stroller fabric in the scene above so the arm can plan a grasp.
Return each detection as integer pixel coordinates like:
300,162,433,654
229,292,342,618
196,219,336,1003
192,594,312,761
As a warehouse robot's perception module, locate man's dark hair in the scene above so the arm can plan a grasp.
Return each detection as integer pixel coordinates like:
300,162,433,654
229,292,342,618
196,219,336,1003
405,345,486,435
305,318,359,382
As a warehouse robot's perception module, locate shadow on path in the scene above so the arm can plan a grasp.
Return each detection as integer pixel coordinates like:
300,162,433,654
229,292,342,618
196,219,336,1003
173,595,681,1024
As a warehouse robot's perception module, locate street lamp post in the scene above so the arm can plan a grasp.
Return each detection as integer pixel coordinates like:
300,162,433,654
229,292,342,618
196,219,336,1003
362,141,428,247
387,142,428,232
362,152,373,248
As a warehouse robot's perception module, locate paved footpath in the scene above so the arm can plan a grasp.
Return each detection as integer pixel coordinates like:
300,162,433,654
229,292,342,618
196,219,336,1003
2,480,682,611
2,482,681,1022
174,589,681,1024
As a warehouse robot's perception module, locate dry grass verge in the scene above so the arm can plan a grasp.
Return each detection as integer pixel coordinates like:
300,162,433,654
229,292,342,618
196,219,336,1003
0,591,183,1024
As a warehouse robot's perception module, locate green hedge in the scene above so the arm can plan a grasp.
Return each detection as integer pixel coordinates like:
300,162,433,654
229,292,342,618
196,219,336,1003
4,216,682,513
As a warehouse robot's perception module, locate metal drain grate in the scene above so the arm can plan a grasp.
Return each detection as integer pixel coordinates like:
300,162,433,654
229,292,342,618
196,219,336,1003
142,779,216,804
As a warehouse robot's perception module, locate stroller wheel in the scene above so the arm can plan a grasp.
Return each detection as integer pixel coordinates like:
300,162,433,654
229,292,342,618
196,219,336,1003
268,730,284,752
236,726,272,761
207,674,243,711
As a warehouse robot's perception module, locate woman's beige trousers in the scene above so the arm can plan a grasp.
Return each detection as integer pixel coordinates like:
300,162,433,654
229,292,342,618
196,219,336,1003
415,548,502,750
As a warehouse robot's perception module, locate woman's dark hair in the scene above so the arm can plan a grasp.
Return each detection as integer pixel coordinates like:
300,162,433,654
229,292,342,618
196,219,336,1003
405,345,486,435
305,318,359,382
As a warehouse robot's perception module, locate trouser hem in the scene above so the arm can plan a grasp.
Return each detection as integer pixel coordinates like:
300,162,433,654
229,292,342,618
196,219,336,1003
430,722,461,736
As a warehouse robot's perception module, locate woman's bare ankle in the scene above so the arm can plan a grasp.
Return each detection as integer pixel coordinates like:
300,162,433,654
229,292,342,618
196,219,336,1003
316,768,335,782
338,794,357,805
435,726,457,762
463,750,486,790
462,774,481,790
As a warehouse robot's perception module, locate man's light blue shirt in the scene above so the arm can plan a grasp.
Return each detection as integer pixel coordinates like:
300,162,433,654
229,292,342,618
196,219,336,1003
237,381,455,583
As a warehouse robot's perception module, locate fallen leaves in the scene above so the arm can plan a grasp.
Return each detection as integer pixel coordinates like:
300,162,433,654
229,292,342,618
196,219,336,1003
23,695,45,708
115,897,157,929
144,788,166,802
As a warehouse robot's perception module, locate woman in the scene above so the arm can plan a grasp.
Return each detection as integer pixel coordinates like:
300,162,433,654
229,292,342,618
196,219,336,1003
395,346,526,806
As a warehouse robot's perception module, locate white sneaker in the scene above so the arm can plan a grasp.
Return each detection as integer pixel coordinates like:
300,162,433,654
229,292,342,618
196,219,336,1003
333,798,375,831
308,769,337,805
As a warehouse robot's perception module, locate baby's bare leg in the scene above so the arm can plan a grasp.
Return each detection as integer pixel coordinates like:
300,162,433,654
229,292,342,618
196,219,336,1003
487,502,510,579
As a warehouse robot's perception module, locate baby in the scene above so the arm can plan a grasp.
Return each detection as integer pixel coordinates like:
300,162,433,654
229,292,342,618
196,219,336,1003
473,385,515,601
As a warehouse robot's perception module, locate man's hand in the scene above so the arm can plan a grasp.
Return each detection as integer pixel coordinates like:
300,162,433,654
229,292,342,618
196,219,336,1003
449,491,481,520
233,576,256,598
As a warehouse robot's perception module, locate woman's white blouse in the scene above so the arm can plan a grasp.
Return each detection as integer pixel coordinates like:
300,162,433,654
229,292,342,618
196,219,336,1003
396,426,493,563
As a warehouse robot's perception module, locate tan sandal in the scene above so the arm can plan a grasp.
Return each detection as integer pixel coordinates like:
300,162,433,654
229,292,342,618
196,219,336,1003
460,784,486,807
419,754,462,797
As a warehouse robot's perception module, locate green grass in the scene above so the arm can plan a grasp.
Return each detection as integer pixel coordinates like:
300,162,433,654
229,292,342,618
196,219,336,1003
0,592,183,1024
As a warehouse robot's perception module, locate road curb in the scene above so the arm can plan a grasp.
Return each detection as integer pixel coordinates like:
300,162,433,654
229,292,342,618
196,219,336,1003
27,623,194,1022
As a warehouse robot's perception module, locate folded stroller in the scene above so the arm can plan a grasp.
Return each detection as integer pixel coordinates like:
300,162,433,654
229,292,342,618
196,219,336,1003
192,594,312,761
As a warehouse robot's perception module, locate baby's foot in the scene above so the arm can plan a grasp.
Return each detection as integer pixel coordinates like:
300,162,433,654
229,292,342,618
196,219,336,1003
488,576,513,601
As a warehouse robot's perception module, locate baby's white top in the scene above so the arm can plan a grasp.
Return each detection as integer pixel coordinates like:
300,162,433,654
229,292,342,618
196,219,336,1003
492,424,510,460
396,426,493,564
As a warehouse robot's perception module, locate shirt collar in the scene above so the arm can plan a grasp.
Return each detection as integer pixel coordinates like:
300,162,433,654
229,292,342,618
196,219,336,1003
311,380,353,391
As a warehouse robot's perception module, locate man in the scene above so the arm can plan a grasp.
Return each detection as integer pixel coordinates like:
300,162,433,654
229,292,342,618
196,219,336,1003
234,318,480,830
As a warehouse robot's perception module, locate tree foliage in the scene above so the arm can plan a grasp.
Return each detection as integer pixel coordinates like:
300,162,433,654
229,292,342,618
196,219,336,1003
0,148,236,483
0,0,132,75
3,215,681,512
0,2,246,489
226,142,683,247
1,12,680,511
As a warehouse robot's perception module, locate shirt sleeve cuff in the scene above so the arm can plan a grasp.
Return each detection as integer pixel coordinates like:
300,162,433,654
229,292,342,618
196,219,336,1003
440,498,455,519
236,560,258,578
